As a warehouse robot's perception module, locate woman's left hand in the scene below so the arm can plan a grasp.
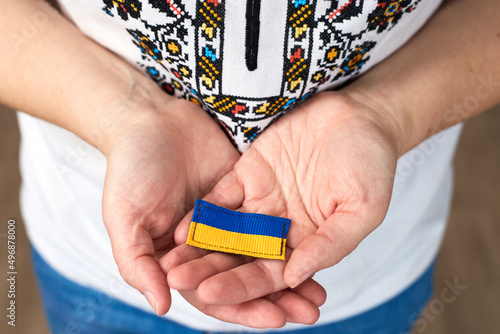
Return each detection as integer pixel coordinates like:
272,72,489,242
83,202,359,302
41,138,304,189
160,91,401,327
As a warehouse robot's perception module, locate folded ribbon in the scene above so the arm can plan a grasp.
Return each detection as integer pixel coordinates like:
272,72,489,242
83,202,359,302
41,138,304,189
186,199,291,260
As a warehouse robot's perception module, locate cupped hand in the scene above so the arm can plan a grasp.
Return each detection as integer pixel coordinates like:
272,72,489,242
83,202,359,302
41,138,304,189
162,244,327,328
101,94,239,315
163,91,401,326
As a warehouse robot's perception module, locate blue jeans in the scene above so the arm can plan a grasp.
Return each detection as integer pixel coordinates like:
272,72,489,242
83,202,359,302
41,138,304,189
32,246,434,334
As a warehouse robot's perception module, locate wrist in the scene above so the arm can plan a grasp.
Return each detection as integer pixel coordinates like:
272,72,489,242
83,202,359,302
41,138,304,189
341,82,416,157
90,72,176,157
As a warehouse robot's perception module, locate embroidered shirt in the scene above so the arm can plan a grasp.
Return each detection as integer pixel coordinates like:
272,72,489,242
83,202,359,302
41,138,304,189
66,0,427,151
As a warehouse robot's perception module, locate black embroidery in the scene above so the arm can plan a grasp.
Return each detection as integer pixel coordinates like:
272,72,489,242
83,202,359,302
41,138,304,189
245,0,261,71
102,0,141,21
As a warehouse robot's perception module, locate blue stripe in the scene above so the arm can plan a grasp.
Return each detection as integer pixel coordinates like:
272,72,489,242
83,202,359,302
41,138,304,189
193,199,290,239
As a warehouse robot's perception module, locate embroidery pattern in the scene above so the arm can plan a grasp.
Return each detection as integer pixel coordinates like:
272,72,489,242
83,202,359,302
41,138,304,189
102,0,422,151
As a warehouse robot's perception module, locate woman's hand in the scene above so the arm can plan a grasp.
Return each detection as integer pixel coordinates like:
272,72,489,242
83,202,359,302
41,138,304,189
161,91,400,327
101,96,239,315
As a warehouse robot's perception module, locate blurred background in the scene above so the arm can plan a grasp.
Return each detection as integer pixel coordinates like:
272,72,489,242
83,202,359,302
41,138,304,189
0,102,499,334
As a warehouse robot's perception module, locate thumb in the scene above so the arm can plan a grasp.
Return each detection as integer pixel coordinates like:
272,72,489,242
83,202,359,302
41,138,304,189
284,211,376,288
174,170,244,245
108,223,172,315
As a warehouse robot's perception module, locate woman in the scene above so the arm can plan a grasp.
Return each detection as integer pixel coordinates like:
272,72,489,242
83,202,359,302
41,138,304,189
1,0,499,333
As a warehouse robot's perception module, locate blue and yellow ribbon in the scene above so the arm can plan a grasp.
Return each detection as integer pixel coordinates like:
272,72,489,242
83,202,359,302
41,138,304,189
186,199,291,260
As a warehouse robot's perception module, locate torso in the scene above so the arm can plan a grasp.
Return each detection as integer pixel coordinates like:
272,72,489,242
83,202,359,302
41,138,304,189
61,0,427,150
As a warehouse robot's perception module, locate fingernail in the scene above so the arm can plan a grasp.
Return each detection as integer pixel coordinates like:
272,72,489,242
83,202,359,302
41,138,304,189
144,290,159,315
290,271,314,289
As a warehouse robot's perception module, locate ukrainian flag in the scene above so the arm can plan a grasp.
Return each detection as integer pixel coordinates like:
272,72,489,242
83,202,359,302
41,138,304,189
187,199,291,260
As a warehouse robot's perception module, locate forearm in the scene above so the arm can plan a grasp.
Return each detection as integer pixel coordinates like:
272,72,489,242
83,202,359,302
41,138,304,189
0,0,164,154
343,0,500,156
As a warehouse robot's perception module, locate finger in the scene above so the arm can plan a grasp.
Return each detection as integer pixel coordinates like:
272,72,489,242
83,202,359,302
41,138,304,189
265,290,320,325
167,251,250,290
174,170,245,245
292,277,327,307
196,257,328,307
178,289,287,329
284,211,372,288
168,250,327,306
158,243,211,274
108,224,171,316
196,254,290,305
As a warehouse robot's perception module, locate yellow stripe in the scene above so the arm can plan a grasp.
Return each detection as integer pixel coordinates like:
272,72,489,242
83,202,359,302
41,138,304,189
187,222,287,260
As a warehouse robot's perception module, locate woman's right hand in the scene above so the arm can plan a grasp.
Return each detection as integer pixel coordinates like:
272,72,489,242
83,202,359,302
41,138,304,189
101,94,240,315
